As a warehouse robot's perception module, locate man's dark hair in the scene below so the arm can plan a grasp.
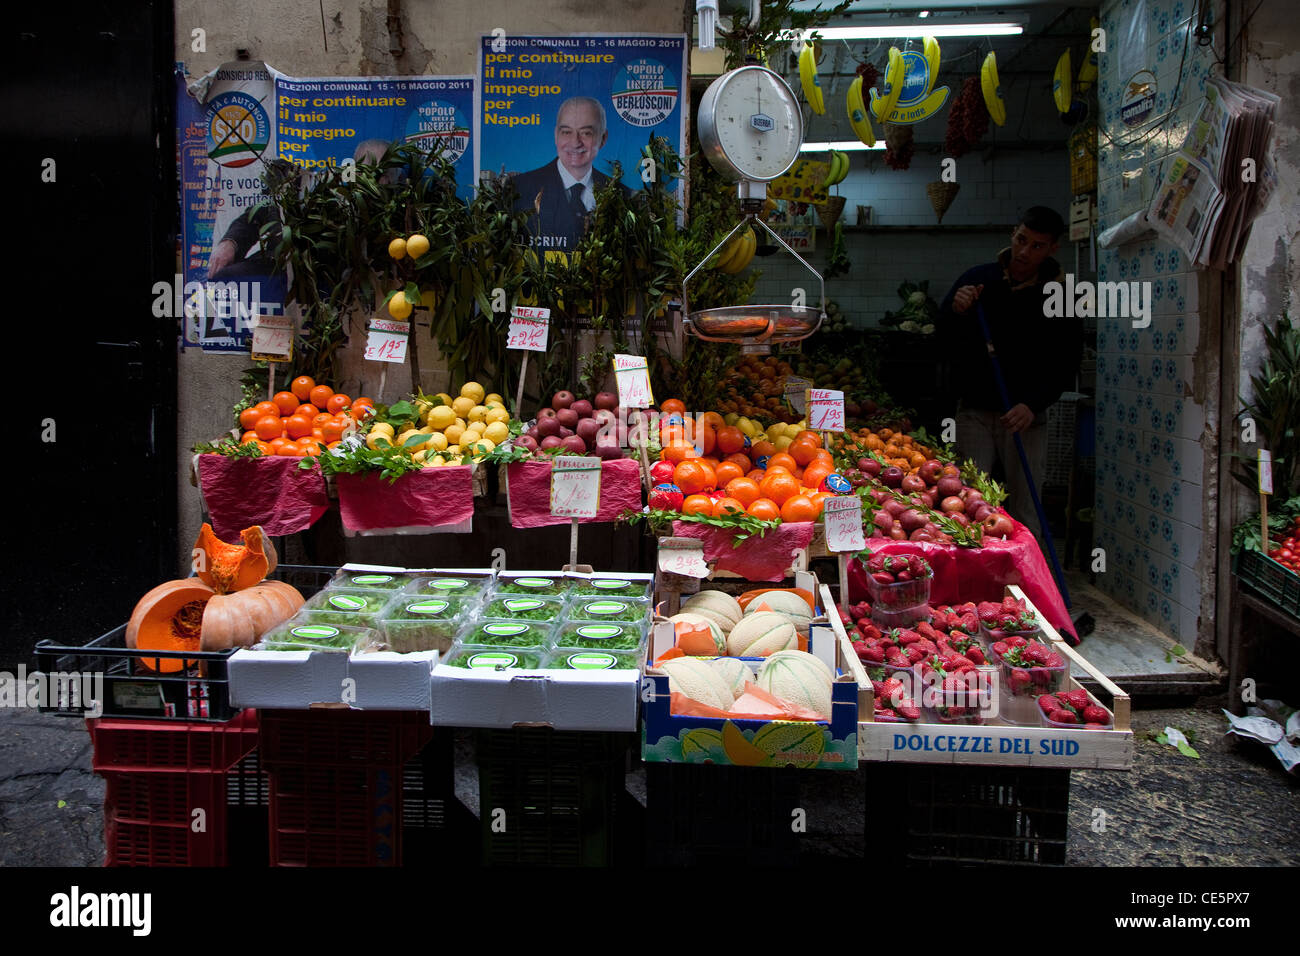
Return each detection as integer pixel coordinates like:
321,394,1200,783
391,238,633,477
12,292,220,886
1018,206,1066,240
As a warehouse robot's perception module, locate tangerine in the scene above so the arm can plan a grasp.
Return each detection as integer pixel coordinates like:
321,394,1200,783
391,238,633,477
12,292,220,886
352,397,376,418
700,411,726,430
682,494,714,516
759,471,800,505
327,393,351,416
661,398,687,416
276,441,302,456
322,419,347,443
716,426,747,456
253,440,272,455
312,413,334,428
254,416,284,441
712,497,746,517
238,407,263,430
713,461,745,487
768,451,798,473
780,495,817,523
747,498,781,521
250,401,280,421
290,376,315,401
272,391,299,416
309,384,334,409
725,452,754,471
268,437,289,453
746,468,767,484
751,440,776,459
789,440,819,466
286,416,314,440
696,424,717,456
724,477,761,507
794,430,823,448
674,460,717,495
661,441,700,464
295,404,320,419
300,441,323,457
802,462,834,490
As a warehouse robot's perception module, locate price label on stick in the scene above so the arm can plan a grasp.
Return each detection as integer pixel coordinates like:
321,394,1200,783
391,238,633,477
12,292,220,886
784,376,811,416
550,456,601,519
823,496,866,553
506,306,550,352
251,315,293,362
364,319,410,364
806,388,845,432
613,354,654,409
658,537,709,578
1258,449,1273,495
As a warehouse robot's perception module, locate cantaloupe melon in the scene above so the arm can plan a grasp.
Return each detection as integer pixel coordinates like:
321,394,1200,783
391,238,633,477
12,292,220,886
681,590,743,634
757,650,834,719
764,648,835,684
709,656,756,699
657,657,734,711
743,590,814,636
727,612,798,657
667,613,727,655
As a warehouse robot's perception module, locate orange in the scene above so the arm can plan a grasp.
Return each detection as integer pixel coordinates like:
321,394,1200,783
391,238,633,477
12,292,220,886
794,430,823,448
276,441,302,457
327,440,342,449
764,464,792,476
250,401,280,421
312,412,334,428
272,391,299,416
802,461,833,490
253,440,272,455
807,492,827,518
724,477,761,507
725,452,754,471
747,498,781,521
311,428,325,441
254,416,284,441
290,376,316,401
240,430,258,444
751,440,776,459
300,441,323,457
768,451,798,473
780,495,817,523
239,407,263,431
910,451,927,469
789,440,819,466
286,415,314,440
322,419,347,443
661,441,700,464
699,456,721,471
696,424,717,456
327,393,351,416
715,426,747,456
352,397,376,418
682,494,714,516
295,404,320,419
309,384,334,409
714,461,745,487
268,437,289,453
812,449,834,465
759,471,800,505
660,398,686,416
674,460,717,495
746,468,767,484
659,425,686,445
700,411,726,430
712,497,746,517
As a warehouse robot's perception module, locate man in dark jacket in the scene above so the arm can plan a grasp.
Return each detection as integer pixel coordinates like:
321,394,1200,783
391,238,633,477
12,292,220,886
936,206,1082,542
510,96,626,252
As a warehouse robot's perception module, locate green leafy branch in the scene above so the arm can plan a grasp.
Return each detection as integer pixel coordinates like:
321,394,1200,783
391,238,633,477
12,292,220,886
194,436,263,458
621,507,781,546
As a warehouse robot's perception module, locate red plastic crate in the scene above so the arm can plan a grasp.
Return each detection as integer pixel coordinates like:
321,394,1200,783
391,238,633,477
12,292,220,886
89,708,259,773
257,708,430,766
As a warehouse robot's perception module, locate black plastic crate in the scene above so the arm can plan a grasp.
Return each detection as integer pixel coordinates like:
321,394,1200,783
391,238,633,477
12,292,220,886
1235,548,1300,620
644,764,802,866
866,763,1070,866
33,564,336,722
476,728,632,867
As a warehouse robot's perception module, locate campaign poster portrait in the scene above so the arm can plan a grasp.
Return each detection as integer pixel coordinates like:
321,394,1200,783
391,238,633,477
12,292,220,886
478,34,688,255
271,72,476,201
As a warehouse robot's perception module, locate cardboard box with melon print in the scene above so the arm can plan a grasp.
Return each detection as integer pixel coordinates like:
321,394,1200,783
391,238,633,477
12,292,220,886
642,571,868,771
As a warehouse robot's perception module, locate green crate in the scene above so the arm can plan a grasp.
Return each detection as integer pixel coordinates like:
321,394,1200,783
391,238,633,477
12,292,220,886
1234,549,1300,620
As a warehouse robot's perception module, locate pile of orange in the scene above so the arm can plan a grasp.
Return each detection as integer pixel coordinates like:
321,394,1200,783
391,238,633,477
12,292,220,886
835,426,937,475
236,376,375,457
655,399,839,523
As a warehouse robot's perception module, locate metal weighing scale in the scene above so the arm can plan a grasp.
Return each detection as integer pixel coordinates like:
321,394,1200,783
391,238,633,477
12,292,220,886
683,63,825,348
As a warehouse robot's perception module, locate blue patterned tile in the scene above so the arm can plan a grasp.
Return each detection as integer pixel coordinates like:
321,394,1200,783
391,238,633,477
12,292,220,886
1153,330,1164,351
1166,358,1177,379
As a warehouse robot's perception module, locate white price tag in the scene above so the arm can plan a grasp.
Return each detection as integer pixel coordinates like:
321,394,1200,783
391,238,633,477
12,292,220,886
250,315,293,362
657,537,709,578
364,319,410,364
550,456,601,518
822,495,866,552
740,343,770,355
613,354,654,409
806,388,845,432
1258,449,1273,495
784,376,811,415
506,306,550,352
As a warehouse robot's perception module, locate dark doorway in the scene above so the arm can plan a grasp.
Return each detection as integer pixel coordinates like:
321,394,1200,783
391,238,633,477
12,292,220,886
2,1,177,667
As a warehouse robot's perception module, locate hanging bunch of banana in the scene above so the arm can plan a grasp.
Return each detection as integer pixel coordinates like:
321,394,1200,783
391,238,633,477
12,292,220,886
981,51,1007,126
820,150,850,190
713,226,756,274
846,74,875,146
798,39,825,114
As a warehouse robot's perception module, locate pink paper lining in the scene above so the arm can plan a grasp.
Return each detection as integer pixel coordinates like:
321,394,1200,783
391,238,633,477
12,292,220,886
197,454,330,541
336,467,475,531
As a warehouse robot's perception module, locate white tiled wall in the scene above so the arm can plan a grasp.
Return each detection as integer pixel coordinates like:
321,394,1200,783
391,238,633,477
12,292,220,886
1092,0,1212,645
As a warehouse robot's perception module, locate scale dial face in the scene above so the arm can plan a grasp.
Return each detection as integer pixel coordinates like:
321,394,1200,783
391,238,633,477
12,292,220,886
698,65,803,183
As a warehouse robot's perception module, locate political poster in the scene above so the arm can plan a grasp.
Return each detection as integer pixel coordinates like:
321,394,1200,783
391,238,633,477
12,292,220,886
478,34,687,256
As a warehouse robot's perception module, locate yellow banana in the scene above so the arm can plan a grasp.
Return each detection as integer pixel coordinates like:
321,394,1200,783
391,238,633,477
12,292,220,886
869,46,906,122
981,51,1006,126
923,35,941,88
846,75,876,147
798,41,824,115
1077,18,1099,91
1053,49,1073,113
713,232,743,272
720,227,756,274
833,150,849,184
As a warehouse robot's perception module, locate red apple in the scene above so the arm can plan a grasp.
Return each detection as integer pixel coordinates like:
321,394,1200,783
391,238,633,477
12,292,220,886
537,407,558,420
941,496,965,513
594,392,619,411
515,435,539,453
537,417,561,438
540,436,563,450
570,399,594,419
918,460,943,484
595,438,622,460
561,435,589,455
901,474,926,494
880,466,904,488
552,390,575,411
936,475,963,499
556,408,580,429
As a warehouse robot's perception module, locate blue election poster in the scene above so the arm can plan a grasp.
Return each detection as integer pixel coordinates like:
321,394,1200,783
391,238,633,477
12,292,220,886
479,34,687,255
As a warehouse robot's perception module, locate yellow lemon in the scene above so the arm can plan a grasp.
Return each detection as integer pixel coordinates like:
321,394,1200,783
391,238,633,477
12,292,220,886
468,404,489,424
414,398,432,418
387,237,407,260
485,393,505,406
405,233,430,259
471,438,496,455
451,395,475,419
369,422,395,438
484,421,510,444
413,449,429,463
459,381,486,404
444,424,465,445
427,431,449,452
366,432,393,450
724,412,740,425
766,422,786,442
388,292,413,320
774,435,793,451
427,405,456,430
485,406,510,425
434,392,453,406
465,420,486,436
783,423,803,439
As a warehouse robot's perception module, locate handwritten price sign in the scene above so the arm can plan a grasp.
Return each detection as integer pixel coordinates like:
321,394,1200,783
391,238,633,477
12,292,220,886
550,456,601,519
251,315,293,362
507,306,550,352
364,319,410,364
806,388,845,432
822,495,866,553
657,537,709,578
613,354,654,409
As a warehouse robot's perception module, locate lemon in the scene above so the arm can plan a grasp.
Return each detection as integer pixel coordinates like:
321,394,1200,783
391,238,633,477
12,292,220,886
417,425,433,435
485,393,505,406
471,438,496,455
485,406,510,425
366,432,393,450
405,233,430,259
465,420,486,436
427,405,456,430
445,445,461,458
429,455,447,467
434,392,453,406
388,292,413,320
766,422,786,442
444,424,465,445
484,421,509,444
724,413,740,426
459,381,486,404
774,435,793,451
388,237,407,260
395,429,417,447
427,431,449,452
413,449,429,463
414,398,432,418
783,423,803,439
468,404,489,424
451,395,475,419
369,422,395,438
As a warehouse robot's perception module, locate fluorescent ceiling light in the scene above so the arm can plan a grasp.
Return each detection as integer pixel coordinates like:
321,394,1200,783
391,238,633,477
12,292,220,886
801,140,885,151
790,23,1023,40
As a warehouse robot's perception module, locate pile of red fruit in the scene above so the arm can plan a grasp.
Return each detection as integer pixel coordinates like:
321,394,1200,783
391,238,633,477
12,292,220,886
870,677,920,722
929,602,980,634
1038,689,1112,728
990,635,1067,697
1265,516,1300,575
844,456,1016,544
516,390,624,459
979,597,1040,639
936,628,988,666
919,659,991,722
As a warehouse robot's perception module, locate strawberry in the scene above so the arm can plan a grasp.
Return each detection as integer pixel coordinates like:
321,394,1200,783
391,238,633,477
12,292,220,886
904,645,925,663
1038,694,1061,714
872,571,895,585
1044,651,1065,667
856,644,884,663
1022,643,1051,665
1082,705,1110,724
1059,689,1090,711
1007,635,1029,649
896,699,921,720
967,646,986,665
991,641,1009,657
1008,668,1032,690
1048,709,1078,724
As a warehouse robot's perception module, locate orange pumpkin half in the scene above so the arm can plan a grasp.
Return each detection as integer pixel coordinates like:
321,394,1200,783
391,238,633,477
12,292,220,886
194,523,277,593
126,579,214,673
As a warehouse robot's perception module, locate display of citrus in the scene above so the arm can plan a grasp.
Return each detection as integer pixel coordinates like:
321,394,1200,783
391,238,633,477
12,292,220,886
682,494,714,516
254,416,283,441
276,441,302,456
238,407,263,430
713,461,745,488
285,416,313,440
759,471,800,505
712,497,746,517
673,460,716,495
272,391,298,416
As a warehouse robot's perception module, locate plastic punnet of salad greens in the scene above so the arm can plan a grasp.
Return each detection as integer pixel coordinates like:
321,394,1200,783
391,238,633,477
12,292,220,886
564,597,651,624
551,620,647,651
260,621,370,652
443,645,547,670
480,595,566,622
